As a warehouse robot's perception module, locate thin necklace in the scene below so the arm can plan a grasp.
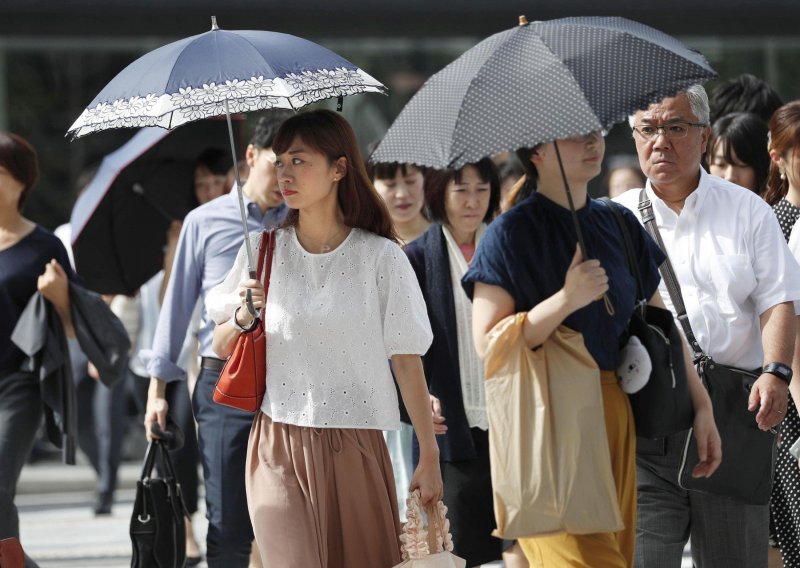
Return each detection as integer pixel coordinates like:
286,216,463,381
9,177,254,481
296,225,348,253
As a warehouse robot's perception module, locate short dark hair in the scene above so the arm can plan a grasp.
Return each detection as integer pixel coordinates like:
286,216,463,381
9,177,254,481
366,161,422,182
710,74,783,124
250,110,294,149
425,158,500,224
364,139,424,181
705,112,769,195
0,131,38,211
195,147,232,176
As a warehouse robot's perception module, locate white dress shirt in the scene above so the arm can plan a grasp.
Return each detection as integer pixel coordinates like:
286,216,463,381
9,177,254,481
616,168,800,370
206,227,433,430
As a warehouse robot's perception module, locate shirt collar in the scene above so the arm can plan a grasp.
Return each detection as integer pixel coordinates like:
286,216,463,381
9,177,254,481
228,184,274,223
645,167,709,219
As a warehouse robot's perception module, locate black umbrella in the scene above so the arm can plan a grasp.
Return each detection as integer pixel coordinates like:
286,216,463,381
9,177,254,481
371,16,716,271
70,118,242,294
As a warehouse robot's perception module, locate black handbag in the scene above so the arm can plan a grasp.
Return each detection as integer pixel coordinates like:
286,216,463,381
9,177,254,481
679,359,776,505
601,198,694,438
130,439,188,568
636,190,778,505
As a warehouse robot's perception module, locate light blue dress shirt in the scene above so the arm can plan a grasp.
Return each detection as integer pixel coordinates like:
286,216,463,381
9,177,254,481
139,189,286,382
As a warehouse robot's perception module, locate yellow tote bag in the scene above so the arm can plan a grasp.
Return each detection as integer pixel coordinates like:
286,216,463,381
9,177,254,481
484,313,623,539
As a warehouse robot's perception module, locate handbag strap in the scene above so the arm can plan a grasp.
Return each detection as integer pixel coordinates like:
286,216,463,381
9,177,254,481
140,439,178,480
599,198,646,308
254,229,276,326
637,189,705,361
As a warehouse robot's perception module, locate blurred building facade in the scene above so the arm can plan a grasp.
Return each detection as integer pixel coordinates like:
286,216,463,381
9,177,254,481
1,0,798,226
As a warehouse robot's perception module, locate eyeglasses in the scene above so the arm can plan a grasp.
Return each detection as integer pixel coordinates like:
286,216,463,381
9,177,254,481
632,121,707,140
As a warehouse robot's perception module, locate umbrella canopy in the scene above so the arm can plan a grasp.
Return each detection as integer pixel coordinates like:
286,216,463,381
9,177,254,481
370,16,716,169
67,24,385,138
71,119,241,295
67,18,386,291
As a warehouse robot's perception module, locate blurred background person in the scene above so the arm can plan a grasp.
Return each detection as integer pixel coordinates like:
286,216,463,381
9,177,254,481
710,73,784,125
193,147,231,205
226,159,250,193
367,157,430,519
498,158,524,211
126,145,235,564
368,157,430,245
605,154,646,198
705,112,770,195
55,165,134,518
405,159,516,567
0,131,75,568
765,100,800,568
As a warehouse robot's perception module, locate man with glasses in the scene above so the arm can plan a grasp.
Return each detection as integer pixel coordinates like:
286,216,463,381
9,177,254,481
616,85,800,567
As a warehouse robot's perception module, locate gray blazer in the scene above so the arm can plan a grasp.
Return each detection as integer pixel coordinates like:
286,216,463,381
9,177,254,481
11,284,130,464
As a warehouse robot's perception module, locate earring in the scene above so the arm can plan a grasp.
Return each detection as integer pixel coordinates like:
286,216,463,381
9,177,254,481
780,170,786,180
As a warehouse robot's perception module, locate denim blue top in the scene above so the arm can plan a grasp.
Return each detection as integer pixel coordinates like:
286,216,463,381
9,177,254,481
139,189,286,381
462,192,665,372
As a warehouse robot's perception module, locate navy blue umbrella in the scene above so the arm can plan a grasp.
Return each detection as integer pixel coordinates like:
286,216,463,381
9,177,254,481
67,17,385,289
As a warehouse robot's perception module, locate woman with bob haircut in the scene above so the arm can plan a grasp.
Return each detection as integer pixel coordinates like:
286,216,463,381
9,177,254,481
367,159,430,245
0,131,75,568
705,111,770,195
765,100,800,567
206,109,442,567
405,158,516,567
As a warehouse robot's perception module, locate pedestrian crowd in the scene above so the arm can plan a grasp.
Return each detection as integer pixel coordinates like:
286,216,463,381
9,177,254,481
2,24,800,568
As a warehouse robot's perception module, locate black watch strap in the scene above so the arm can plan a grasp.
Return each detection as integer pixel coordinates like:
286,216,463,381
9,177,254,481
763,362,793,384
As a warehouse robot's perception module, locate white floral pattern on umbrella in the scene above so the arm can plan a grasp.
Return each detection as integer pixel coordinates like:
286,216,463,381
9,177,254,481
69,68,381,138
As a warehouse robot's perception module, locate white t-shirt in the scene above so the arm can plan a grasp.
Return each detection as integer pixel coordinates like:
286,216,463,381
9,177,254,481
616,168,800,369
206,227,433,430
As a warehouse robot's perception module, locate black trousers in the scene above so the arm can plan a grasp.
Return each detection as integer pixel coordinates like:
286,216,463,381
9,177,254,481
0,371,43,541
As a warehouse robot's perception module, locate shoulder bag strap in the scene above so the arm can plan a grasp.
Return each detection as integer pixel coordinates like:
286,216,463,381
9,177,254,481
599,198,645,308
254,229,276,328
637,189,705,361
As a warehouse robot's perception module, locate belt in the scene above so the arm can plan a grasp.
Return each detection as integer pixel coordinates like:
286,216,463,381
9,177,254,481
200,357,226,372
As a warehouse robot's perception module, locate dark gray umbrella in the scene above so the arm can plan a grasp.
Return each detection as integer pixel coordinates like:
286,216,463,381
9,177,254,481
371,15,715,170
371,16,715,302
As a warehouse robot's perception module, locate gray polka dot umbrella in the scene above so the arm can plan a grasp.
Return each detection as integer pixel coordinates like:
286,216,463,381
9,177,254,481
372,16,715,314
371,15,715,171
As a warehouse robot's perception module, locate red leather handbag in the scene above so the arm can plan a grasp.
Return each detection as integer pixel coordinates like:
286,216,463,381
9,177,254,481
213,229,275,412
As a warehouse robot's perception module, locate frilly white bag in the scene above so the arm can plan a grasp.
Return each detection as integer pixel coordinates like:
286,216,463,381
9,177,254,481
393,490,466,568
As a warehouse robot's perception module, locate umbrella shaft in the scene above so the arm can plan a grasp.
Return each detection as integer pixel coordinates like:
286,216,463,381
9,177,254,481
553,141,588,260
224,100,256,274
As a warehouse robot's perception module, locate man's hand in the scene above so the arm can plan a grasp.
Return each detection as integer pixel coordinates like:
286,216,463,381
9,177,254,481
689,406,722,478
748,373,789,431
144,379,169,441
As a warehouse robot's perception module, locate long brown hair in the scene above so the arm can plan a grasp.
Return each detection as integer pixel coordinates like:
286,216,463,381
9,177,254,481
765,101,800,206
272,110,397,242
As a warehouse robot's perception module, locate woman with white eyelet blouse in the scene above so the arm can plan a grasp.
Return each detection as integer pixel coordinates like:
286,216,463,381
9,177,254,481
206,110,443,568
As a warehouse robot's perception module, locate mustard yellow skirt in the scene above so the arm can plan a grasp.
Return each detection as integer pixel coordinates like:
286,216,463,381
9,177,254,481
519,372,637,567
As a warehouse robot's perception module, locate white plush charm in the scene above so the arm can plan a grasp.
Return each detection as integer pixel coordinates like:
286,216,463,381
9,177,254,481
617,335,652,394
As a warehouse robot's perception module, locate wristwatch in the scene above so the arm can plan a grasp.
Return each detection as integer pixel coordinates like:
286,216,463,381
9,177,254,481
762,362,793,385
